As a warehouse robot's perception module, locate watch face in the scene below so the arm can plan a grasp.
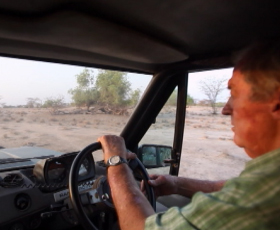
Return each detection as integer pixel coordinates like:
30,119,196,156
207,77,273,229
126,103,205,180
110,156,120,164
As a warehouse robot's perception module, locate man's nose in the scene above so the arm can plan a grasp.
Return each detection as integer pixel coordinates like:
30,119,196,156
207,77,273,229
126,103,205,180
222,98,232,115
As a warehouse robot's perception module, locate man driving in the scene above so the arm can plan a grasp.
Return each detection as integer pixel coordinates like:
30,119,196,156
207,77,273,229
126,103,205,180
98,41,280,230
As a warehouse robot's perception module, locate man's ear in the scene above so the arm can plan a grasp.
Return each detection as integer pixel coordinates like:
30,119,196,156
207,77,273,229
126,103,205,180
271,90,280,119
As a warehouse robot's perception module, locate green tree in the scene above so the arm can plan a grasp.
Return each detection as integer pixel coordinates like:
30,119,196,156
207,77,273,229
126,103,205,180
129,88,141,107
68,69,99,110
43,96,64,114
26,97,41,108
166,89,195,107
95,70,131,107
187,94,195,106
0,96,3,108
166,89,177,106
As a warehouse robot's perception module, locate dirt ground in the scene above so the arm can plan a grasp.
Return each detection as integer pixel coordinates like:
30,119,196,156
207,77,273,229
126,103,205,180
0,106,250,181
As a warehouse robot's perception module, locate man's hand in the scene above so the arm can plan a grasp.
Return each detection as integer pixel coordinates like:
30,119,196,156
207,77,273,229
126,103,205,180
97,135,154,230
141,174,178,197
97,135,136,163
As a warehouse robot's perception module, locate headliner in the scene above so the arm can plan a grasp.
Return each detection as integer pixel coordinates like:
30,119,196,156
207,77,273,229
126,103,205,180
0,0,279,74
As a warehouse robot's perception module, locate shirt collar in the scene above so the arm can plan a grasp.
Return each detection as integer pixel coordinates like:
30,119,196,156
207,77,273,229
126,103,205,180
245,148,280,171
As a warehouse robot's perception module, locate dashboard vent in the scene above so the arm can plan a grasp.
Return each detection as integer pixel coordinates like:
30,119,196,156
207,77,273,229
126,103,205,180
0,173,23,188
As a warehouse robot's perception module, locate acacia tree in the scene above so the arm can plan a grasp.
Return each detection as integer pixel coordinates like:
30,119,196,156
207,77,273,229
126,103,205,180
129,88,141,107
0,96,4,108
187,94,195,106
95,70,131,107
42,96,65,114
26,97,41,108
200,78,227,114
68,69,99,110
69,69,142,113
166,89,195,106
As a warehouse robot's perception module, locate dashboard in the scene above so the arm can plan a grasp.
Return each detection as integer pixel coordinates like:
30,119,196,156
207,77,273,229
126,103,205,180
0,151,110,230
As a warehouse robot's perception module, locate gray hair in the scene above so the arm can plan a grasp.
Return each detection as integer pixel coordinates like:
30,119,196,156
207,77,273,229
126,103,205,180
234,41,280,101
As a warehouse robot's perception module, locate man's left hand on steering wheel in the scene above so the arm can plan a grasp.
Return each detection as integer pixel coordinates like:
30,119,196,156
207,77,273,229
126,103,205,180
97,135,136,164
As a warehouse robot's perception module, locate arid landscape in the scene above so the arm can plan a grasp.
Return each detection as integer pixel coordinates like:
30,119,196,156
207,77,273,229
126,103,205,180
0,106,250,181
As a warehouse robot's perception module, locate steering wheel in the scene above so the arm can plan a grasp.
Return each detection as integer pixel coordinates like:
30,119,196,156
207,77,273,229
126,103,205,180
69,142,156,230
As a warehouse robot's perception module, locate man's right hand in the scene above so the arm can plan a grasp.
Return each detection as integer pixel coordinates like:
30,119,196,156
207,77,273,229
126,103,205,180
141,174,178,198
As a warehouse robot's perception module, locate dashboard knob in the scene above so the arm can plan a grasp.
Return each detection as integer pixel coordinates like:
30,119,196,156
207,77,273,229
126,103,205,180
14,193,31,211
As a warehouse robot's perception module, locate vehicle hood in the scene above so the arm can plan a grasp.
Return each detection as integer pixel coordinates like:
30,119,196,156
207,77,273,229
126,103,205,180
0,146,62,171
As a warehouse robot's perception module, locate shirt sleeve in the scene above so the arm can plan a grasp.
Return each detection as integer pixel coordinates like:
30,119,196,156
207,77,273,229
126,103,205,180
145,206,199,230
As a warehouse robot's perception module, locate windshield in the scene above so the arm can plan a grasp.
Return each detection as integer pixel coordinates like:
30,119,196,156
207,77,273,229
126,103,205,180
0,57,152,160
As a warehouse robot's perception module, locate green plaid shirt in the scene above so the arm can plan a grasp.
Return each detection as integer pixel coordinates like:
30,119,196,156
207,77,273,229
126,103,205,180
145,148,280,230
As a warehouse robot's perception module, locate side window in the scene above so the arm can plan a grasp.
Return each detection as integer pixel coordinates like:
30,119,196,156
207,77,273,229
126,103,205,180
139,89,177,175
180,69,250,181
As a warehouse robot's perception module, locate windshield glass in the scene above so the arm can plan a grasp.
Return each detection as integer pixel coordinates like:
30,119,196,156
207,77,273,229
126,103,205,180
0,57,152,159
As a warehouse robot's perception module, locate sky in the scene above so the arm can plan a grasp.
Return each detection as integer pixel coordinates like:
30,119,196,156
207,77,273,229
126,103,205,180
0,57,233,106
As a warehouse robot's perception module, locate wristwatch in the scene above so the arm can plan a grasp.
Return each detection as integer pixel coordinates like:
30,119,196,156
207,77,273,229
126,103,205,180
106,156,128,166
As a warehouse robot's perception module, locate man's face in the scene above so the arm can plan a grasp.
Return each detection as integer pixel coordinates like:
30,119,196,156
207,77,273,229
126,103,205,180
222,70,278,158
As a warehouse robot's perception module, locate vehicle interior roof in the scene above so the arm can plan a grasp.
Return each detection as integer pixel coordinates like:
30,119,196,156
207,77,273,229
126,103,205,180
0,0,280,74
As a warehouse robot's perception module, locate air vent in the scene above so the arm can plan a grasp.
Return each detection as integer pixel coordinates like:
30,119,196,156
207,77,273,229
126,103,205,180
0,173,23,188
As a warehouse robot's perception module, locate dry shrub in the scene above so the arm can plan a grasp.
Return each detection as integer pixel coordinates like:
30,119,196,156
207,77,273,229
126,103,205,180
61,127,71,130
50,118,58,122
40,119,45,123
25,142,35,146
3,134,8,138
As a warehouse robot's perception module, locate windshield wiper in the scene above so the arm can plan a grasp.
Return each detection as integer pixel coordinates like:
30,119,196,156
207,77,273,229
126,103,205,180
0,155,54,164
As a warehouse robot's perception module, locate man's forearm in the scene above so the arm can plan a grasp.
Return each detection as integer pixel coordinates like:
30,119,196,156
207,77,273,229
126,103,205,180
175,177,226,197
108,164,155,230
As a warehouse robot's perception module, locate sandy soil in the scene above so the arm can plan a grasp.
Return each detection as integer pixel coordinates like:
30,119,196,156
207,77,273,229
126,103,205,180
0,106,250,181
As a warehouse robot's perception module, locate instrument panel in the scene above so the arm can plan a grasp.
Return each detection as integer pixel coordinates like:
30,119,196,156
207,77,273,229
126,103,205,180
33,152,95,192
